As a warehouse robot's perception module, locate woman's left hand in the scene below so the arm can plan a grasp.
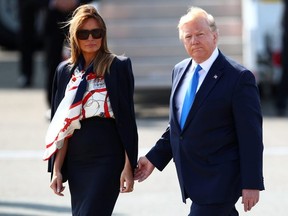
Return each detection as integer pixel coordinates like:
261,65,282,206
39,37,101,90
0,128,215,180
120,154,134,193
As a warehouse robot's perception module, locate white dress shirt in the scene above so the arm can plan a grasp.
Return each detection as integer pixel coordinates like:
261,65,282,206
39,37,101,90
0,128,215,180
176,48,219,122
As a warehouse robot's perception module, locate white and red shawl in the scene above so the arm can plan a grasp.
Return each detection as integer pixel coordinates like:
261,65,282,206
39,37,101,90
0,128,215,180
43,63,91,161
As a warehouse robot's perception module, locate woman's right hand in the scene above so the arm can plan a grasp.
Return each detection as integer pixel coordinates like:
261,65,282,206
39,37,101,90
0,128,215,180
50,172,65,196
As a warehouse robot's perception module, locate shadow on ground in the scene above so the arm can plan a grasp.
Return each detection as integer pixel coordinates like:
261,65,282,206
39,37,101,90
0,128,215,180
0,200,70,215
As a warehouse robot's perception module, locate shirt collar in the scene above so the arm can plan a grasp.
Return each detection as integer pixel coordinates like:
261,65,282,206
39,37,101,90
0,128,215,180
192,48,219,72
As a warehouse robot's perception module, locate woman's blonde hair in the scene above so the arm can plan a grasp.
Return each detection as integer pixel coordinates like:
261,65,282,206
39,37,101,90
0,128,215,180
66,4,115,76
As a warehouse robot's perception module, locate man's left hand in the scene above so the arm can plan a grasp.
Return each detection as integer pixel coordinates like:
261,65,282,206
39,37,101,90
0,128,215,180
242,189,260,212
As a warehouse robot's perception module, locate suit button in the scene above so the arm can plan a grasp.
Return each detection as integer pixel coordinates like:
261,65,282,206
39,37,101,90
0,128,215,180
179,136,183,140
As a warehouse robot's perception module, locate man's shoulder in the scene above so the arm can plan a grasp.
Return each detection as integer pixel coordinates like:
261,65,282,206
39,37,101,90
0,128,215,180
218,51,247,71
175,58,191,69
217,52,256,81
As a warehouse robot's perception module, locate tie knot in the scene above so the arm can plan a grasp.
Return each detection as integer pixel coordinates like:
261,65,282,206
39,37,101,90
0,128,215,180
194,64,202,74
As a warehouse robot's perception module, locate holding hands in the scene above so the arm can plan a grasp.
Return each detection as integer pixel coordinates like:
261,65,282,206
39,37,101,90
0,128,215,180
134,156,155,182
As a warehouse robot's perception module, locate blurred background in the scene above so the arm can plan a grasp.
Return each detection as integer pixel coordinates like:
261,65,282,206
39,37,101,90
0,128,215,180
0,0,287,112
0,0,287,215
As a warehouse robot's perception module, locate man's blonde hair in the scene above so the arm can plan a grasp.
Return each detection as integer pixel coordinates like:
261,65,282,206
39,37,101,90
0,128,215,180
177,6,218,40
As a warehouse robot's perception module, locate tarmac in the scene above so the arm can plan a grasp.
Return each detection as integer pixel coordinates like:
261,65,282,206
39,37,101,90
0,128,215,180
0,49,288,216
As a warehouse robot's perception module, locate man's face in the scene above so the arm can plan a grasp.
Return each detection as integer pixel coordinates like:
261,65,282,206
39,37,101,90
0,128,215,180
181,17,218,63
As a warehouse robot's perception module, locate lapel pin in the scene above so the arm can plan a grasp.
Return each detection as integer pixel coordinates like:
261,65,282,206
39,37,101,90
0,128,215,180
213,75,218,79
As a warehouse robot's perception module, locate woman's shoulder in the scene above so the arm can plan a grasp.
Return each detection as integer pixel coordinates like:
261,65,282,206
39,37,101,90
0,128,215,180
112,55,131,64
54,59,73,83
109,55,132,73
56,59,71,72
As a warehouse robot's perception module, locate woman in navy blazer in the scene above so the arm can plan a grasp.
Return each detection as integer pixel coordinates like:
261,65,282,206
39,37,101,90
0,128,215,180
44,5,138,216
135,6,264,216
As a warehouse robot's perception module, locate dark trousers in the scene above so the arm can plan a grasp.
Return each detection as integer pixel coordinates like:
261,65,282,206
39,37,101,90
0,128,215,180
44,10,69,106
18,0,47,86
188,199,239,216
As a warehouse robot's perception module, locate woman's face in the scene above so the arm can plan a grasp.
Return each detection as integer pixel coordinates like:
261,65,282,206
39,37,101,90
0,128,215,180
77,18,103,58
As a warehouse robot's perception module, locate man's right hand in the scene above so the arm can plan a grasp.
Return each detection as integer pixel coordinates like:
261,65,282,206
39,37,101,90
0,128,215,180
134,156,155,182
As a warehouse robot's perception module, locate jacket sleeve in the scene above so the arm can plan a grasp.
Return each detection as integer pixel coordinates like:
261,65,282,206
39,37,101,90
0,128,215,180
232,70,265,190
47,60,71,182
146,125,173,171
110,57,138,169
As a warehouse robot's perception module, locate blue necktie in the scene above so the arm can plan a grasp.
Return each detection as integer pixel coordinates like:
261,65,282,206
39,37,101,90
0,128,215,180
180,64,202,129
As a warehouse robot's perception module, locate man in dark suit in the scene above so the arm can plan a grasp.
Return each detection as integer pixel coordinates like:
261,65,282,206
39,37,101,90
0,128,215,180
134,6,264,216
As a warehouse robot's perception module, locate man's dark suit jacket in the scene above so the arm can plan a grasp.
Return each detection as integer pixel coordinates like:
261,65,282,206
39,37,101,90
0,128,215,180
146,50,265,204
47,56,138,181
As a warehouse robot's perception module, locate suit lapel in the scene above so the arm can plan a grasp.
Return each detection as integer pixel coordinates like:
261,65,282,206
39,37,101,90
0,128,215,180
183,53,226,130
171,59,192,130
104,58,119,118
